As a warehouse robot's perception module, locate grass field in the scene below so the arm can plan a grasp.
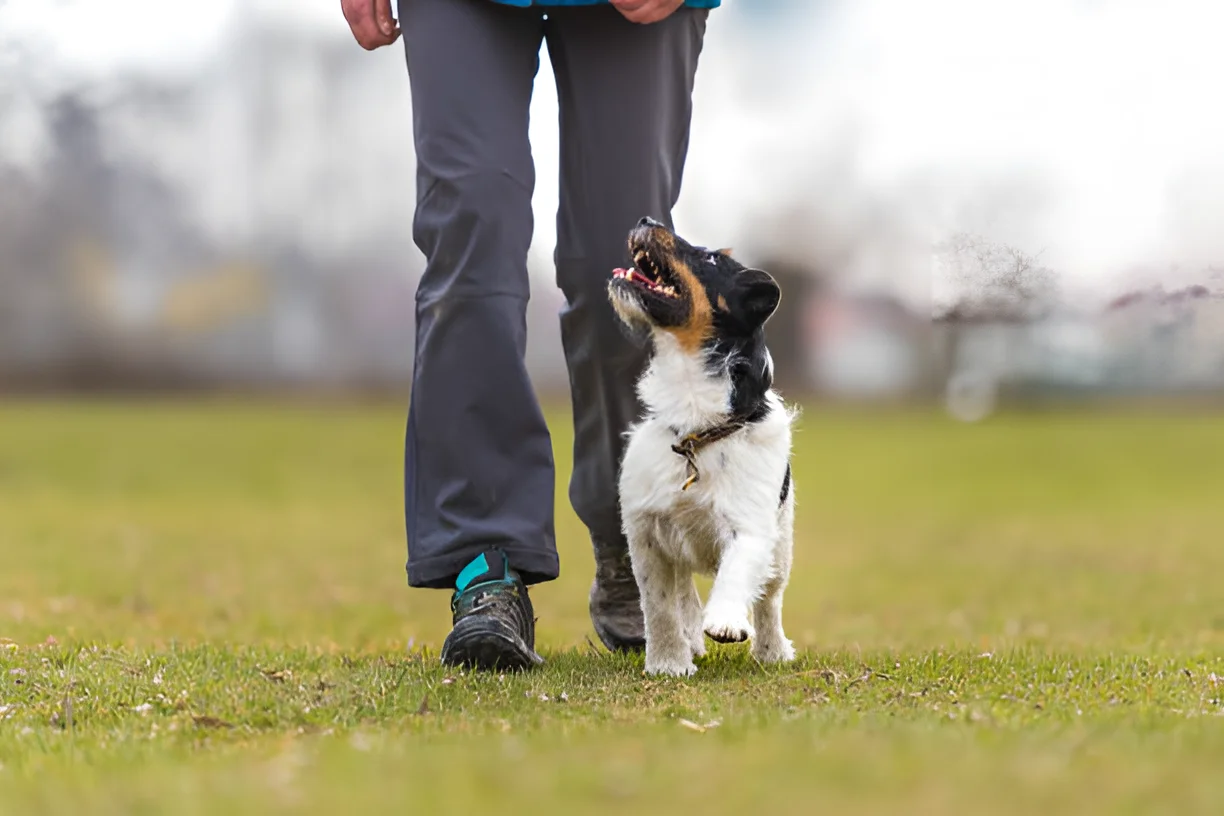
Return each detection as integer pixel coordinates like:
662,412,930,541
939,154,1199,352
2,398,1224,814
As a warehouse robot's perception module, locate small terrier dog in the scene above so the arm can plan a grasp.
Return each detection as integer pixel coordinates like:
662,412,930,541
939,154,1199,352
609,217,797,677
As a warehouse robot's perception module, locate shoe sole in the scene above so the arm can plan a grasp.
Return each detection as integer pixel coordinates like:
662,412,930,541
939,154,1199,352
590,617,646,654
589,583,646,654
440,616,543,671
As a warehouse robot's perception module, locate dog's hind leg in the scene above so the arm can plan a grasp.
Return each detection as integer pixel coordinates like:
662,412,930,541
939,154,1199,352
677,573,706,658
629,523,696,677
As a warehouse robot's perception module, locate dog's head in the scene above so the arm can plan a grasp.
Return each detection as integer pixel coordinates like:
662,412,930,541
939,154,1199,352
608,217,781,353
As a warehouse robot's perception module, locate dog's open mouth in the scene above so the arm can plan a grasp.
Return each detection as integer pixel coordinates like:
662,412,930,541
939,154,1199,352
611,250,680,299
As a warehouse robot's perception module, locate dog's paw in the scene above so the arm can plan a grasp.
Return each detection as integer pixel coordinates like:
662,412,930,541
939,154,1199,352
751,637,796,664
644,655,698,677
703,606,754,644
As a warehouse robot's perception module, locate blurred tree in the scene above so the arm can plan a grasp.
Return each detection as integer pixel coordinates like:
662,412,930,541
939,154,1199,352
757,258,825,394
931,232,1059,397
934,232,1057,323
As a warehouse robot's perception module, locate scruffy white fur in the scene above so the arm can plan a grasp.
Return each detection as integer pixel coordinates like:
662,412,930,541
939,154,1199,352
618,329,797,677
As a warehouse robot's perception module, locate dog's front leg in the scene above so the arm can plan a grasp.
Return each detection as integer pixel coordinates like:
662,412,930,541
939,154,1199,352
752,492,796,663
751,536,795,664
703,530,775,645
677,573,706,658
629,530,696,677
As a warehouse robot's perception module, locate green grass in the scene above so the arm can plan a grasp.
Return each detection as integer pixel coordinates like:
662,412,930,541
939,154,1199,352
2,398,1223,814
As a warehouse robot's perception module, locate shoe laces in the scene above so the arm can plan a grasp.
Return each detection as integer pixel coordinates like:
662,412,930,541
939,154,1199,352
452,578,535,640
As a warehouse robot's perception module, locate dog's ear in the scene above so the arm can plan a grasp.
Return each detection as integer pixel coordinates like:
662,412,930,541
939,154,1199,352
738,268,781,325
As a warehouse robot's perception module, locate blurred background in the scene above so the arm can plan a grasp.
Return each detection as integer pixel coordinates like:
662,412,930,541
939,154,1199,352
2,0,1224,412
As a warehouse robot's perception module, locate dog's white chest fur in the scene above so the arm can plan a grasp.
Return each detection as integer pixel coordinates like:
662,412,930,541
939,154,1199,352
618,333,797,676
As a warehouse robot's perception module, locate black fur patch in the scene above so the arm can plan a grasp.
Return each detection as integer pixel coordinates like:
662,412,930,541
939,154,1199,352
779,463,791,506
694,259,779,426
708,330,773,424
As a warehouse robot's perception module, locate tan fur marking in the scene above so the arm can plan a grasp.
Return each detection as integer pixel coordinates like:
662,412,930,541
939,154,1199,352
664,259,713,352
716,294,729,312
718,247,734,257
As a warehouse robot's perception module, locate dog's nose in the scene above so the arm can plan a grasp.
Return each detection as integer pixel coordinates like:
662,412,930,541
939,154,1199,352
638,216,663,228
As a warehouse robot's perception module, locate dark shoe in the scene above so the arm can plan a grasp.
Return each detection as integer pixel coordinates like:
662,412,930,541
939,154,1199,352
441,549,543,671
589,537,646,653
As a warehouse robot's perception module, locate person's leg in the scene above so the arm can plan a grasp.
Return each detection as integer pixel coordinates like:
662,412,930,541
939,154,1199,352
400,0,551,668
544,8,709,651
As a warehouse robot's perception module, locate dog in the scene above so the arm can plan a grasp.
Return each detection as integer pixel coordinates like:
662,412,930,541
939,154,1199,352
608,216,797,677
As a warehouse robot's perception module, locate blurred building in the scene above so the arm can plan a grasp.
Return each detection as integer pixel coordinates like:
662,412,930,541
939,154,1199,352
934,287,1224,418
3,5,1224,406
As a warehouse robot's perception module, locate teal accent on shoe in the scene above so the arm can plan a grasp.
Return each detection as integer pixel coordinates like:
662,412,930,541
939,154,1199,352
455,553,489,594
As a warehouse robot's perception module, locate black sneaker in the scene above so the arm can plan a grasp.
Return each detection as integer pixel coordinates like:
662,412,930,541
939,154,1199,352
589,536,646,653
440,549,543,671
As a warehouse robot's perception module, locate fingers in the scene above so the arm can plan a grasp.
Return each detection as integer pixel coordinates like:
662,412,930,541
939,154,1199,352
341,0,400,50
374,0,401,38
612,0,684,24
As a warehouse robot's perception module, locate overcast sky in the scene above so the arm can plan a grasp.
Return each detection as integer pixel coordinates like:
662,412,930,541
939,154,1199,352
4,0,1224,306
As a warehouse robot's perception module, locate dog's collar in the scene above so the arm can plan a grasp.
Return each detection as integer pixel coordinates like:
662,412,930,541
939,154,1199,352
669,420,747,491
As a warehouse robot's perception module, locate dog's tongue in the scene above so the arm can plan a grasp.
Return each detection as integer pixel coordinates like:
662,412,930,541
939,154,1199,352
628,268,655,285
612,267,656,286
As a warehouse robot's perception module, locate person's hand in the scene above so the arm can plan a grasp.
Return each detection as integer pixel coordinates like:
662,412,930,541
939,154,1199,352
341,0,401,50
610,0,684,24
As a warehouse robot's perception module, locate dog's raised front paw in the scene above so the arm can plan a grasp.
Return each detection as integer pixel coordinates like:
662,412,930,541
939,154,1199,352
703,606,754,644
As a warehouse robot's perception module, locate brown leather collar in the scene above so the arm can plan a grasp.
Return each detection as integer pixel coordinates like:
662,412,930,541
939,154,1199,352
670,420,747,491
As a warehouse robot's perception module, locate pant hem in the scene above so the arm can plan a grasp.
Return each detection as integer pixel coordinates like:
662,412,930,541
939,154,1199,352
407,546,561,590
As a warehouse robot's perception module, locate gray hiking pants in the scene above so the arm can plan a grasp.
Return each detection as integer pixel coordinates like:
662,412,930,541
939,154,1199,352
402,0,708,588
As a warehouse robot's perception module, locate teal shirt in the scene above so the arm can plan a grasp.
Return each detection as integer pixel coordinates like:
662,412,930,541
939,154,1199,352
489,0,720,7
